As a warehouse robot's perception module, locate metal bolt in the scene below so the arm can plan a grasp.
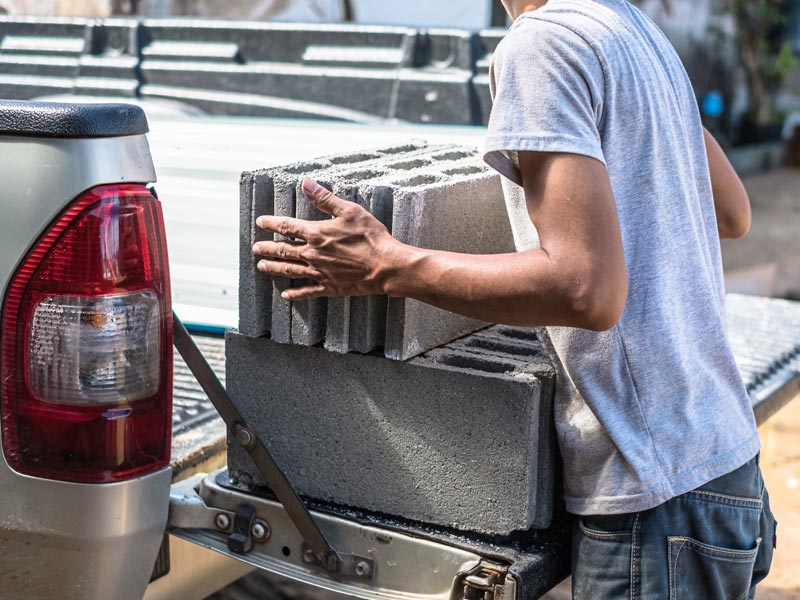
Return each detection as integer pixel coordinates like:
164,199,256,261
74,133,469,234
215,513,231,530
355,560,371,578
234,426,255,448
302,548,317,564
251,521,270,542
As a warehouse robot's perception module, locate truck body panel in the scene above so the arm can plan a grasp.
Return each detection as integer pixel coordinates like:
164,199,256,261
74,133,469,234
0,106,169,600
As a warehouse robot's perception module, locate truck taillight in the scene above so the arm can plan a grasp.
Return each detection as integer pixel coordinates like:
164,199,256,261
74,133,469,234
1,184,172,483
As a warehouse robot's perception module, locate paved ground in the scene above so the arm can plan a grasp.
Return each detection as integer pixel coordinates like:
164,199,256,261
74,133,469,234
722,168,800,299
757,396,800,599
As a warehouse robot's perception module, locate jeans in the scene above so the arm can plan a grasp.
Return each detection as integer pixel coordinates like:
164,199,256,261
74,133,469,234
571,455,776,599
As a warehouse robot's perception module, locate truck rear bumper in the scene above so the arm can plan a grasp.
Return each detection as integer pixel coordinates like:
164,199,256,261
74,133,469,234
0,466,171,600
168,473,523,600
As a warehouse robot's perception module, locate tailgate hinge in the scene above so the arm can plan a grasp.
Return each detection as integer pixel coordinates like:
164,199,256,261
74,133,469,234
462,562,517,600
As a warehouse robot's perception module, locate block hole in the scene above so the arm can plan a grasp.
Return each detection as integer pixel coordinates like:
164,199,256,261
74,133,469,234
282,546,291,556
495,327,539,342
430,149,473,161
436,353,516,374
387,158,428,170
443,165,484,177
463,337,539,357
330,152,381,165
343,169,382,182
380,144,422,155
398,174,440,187
284,162,324,175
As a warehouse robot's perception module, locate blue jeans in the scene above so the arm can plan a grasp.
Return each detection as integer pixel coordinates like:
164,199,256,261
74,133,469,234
571,456,776,599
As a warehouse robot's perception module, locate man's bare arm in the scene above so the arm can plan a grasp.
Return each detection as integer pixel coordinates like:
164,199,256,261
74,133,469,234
704,128,751,239
253,152,628,331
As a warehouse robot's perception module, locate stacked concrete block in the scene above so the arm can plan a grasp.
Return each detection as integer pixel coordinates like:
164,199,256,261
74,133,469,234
473,29,505,125
238,145,419,340
75,20,140,97
0,19,89,99
239,143,516,360
226,325,556,535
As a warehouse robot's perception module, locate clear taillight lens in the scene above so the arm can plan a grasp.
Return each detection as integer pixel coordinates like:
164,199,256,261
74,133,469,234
28,292,161,405
1,184,172,483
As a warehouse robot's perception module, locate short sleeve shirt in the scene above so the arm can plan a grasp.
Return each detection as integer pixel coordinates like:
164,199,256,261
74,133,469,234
484,0,759,515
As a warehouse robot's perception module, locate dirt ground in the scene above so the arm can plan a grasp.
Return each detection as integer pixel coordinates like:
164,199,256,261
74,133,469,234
728,168,800,597
756,396,800,599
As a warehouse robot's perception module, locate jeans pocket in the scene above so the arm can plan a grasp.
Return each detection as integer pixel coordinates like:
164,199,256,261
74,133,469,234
668,536,759,600
578,513,636,540
573,515,636,600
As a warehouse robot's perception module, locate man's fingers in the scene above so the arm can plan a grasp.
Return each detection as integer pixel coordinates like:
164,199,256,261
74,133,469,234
282,284,328,301
253,240,305,261
256,215,310,240
257,259,320,280
302,178,349,217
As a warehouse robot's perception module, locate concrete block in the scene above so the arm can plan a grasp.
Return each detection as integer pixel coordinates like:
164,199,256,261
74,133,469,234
383,167,514,360
237,144,512,361
238,144,434,342
237,170,273,337
225,325,556,535
286,147,428,345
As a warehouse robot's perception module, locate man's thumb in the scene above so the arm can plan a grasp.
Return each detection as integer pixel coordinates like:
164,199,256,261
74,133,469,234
302,178,345,217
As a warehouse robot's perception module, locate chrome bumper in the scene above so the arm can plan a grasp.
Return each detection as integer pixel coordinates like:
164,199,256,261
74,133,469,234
168,473,518,600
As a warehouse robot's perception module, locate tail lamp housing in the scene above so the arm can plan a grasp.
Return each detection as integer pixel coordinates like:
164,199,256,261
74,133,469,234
1,184,172,483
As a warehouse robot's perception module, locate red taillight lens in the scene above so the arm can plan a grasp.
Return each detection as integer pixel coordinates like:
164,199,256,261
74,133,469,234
1,184,172,483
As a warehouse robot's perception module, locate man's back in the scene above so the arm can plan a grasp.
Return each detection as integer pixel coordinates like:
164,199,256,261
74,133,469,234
485,0,760,514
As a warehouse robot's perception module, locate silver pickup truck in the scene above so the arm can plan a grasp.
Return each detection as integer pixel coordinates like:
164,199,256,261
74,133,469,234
1,100,799,600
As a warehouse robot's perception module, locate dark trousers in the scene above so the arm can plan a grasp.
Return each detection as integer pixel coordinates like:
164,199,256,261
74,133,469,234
571,455,776,599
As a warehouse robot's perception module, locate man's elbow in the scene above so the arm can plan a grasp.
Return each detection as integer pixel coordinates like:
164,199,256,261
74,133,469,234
719,206,751,239
565,270,628,331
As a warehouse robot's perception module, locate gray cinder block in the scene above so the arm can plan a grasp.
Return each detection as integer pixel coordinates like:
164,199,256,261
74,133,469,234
225,326,556,535
287,147,433,346
384,166,514,360
238,144,513,362
238,144,430,342
237,170,273,337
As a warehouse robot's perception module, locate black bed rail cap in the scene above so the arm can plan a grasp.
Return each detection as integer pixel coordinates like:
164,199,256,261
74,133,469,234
0,100,149,138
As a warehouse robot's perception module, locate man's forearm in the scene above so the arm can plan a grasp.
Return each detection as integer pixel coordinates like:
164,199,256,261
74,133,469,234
379,240,621,330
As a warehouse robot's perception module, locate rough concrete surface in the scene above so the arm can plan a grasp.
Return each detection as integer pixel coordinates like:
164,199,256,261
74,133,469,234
384,169,514,360
225,325,556,535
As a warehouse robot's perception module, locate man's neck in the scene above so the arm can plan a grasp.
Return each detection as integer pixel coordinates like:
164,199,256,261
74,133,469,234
506,0,549,20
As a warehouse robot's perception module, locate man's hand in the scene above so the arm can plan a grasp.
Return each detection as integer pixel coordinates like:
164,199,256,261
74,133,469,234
253,179,399,301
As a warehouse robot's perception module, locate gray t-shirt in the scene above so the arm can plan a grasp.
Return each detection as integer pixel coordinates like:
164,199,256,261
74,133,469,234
484,0,760,515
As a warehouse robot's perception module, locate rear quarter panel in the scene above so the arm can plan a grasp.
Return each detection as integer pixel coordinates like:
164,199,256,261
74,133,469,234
0,133,171,600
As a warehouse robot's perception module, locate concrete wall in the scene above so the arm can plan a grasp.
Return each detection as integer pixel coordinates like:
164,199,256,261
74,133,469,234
0,0,111,15
139,0,345,21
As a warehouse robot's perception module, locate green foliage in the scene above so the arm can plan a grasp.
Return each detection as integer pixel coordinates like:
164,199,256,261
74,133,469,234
769,40,798,84
716,0,795,126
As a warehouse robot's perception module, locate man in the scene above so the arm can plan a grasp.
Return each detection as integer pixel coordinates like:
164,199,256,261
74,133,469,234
252,0,776,597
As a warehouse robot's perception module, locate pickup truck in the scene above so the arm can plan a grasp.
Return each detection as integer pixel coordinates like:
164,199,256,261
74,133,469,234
1,99,799,600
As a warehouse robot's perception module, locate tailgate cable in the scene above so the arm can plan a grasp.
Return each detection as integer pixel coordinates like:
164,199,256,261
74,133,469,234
173,312,367,577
